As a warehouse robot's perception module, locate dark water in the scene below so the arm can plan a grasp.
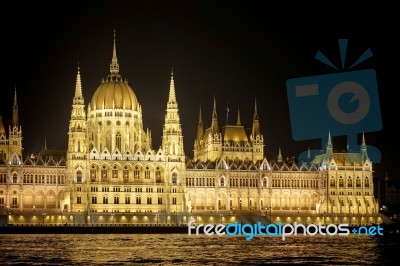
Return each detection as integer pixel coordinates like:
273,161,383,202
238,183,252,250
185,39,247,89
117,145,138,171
0,233,399,265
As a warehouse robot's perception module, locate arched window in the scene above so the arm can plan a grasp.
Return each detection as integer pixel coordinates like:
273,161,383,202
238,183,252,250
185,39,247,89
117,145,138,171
106,133,111,151
220,177,225,187
330,177,336,187
339,176,344,187
145,167,150,179
172,173,178,184
0,150,5,160
90,165,97,182
123,166,129,179
112,165,118,178
347,176,352,188
13,173,18,184
125,196,130,204
76,171,82,183
103,196,108,204
365,177,370,188
155,167,161,182
356,177,361,187
101,166,108,179
134,167,140,179
263,178,268,188
116,132,121,151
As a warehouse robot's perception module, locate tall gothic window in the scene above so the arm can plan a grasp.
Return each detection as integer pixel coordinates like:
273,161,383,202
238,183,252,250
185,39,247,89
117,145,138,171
145,167,150,179
76,171,82,183
134,167,140,179
365,177,370,188
220,177,225,187
172,173,177,184
155,167,161,182
123,166,129,179
106,134,111,151
116,132,121,151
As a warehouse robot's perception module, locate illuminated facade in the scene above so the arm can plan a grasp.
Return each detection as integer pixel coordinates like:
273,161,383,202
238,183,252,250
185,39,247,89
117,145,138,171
0,34,379,224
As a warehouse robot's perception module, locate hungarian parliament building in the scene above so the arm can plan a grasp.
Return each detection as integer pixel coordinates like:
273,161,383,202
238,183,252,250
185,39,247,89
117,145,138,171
0,35,379,223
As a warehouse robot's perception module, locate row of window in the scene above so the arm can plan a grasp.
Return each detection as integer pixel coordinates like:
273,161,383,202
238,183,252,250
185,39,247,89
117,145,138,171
78,196,178,205
330,191,370,196
186,176,320,189
0,196,18,205
0,173,65,184
329,177,370,188
88,187,169,193
273,179,319,188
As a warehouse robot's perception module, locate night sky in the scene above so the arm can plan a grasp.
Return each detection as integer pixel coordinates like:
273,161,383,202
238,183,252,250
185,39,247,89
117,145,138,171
1,2,397,180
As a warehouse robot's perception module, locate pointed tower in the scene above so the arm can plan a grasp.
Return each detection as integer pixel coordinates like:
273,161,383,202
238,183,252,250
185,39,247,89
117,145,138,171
0,115,6,160
0,116,5,136
360,133,369,163
194,106,204,160
251,99,260,137
326,131,333,159
236,107,241,126
66,64,88,212
211,96,219,134
8,88,23,158
196,106,203,141
13,88,18,127
161,70,185,161
110,30,120,76
277,147,283,163
250,99,263,161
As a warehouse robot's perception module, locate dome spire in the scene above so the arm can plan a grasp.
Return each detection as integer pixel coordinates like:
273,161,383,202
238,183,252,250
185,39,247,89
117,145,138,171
110,30,120,75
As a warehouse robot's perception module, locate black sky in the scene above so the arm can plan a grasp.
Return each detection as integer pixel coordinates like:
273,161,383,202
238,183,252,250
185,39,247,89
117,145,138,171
1,2,397,180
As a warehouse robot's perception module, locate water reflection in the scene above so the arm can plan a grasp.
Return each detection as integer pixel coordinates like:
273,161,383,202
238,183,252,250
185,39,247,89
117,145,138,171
0,234,398,265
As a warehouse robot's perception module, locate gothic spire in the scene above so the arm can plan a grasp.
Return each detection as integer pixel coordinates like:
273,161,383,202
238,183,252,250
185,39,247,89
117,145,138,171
0,115,5,134
110,30,120,75
73,64,84,105
236,106,241,126
12,87,18,127
196,106,203,141
326,131,333,157
252,98,260,136
168,68,176,104
277,147,283,163
360,132,368,162
211,96,219,133
75,64,83,97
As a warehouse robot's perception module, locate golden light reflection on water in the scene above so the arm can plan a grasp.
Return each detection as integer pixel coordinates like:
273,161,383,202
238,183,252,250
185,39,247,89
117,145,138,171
0,234,397,265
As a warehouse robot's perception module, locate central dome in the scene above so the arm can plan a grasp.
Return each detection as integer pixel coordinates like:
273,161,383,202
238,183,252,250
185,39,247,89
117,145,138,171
90,77,139,110
89,32,139,111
